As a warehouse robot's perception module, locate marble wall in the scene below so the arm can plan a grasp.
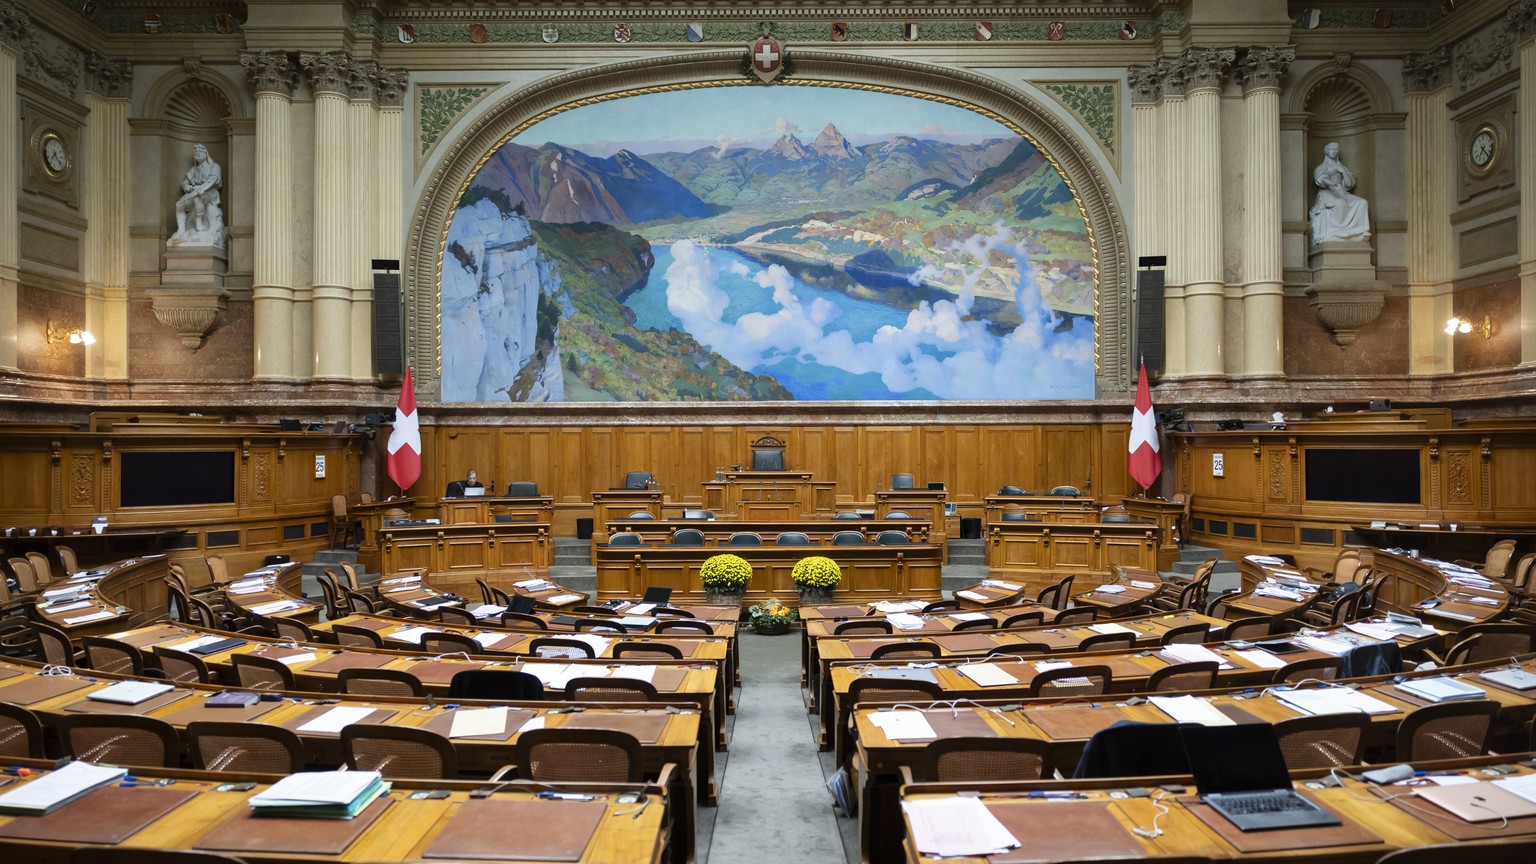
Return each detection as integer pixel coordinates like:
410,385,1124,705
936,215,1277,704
1283,295,1410,377
125,299,253,381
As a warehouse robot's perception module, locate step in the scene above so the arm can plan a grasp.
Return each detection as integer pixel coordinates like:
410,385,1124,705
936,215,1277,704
312,549,361,564
553,539,591,566
548,567,595,599
1178,544,1224,564
1171,558,1239,576
941,564,989,595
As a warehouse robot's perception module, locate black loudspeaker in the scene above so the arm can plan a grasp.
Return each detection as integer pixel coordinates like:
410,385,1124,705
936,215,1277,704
1368,398,1392,411
373,272,404,377
1135,268,1165,380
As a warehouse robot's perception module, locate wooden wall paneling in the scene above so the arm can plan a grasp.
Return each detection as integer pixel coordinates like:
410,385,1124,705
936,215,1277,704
1490,441,1536,511
1262,442,1296,511
919,425,949,492
979,426,1029,493
589,427,622,491
1101,530,1154,570
947,426,982,505
62,446,101,516
0,446,51,520
826,426,861,501
1040,426,1092,492
1049,532,1094,570
866,427,918,493
498,427,542,495
556,427,590,502
1095,422,1132,501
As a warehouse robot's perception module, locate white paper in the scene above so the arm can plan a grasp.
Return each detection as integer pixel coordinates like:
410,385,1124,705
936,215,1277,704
229,585,267,596
1254,585,1303,601
886,613,927,631
874,601,925,613
568,634,613,655
274,651,317,666
1088,622,1138,635
1493,773,1536,806
1034,660,1074,673
252,770,381,806
955,590,988,602
981,579,1022,591
384,585,419,594
1246,554,1286,565
382,575,421,586
1159,643,1230,668
1234,649,1288,670
448,706,508,739
43,587,82,599
1276,687,1400,716
1150,695,1234,726
229,578,266,592
297,706,377,734
521,663,580,689
546,593,584,605
868,709,937,741
515,715,546,734
956,663,1020,687
44,601,91,613
164,635,228,652
616,616,658,628
0,761,126,814
1345,621,1412,642
472,632,512,650
627,603,656,615
609,664,658,683
1094,584,1127,594
63,609,116,625
388,626,442,645
248,599,300,615
1130,580,1158,590
947,612,989,622
471,605,506,619
412,598,459,609
513,578,548,588
1295,635,1360,656
903,797,1018,857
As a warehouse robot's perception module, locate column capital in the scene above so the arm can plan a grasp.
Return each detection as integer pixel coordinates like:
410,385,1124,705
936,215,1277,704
241,51,299,97
1506,0,1536,41
0,0,30,53
84,52,132,100
1127,63,1162,105
1236,45,1294,94
1159,56,1190,98
346,59,378,102
1183,47,1236,94
376,67,408,108
1402,46,1452,94
299,51,351,96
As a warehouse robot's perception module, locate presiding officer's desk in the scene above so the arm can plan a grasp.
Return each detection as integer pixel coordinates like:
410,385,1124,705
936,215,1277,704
700,470,837,521
0,755,673,864
982,493,1099,527
376,518,555,578
429,493,554,526
603,518,933,546
984,519,1163,593
897,753,1536,864
857,655,1536,864
594,541,943,607
31,553,169,635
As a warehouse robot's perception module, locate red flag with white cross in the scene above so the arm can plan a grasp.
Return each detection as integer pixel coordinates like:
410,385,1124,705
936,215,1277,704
1127,361,1161,491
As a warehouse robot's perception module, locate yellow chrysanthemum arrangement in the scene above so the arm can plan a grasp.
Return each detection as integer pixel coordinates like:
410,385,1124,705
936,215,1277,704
749,597,797,629
791,555,842,589
699,553,752,592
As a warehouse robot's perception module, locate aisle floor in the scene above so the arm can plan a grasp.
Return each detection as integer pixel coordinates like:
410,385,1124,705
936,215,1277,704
698,629,859,863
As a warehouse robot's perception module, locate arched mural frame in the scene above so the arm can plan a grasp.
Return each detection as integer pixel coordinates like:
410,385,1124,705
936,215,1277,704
404,51,1132,404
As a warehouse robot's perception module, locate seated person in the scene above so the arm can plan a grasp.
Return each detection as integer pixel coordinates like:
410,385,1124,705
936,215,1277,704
445,469,485,498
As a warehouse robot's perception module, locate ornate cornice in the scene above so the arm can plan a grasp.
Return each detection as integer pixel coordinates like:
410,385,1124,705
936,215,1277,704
376,67,408,108
241,51,299,97
1236,45,1294,94
1126,63,1161,105
347,59,378,102
1183,47,1235,94
84,52,133,99
299,51,351,96
1401,45,1451,94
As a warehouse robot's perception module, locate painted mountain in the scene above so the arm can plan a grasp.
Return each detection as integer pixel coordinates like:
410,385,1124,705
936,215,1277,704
471,142,712,227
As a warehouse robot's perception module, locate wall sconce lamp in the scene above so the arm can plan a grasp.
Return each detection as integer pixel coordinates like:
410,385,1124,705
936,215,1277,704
46,321,96,345
1445,315,1492,340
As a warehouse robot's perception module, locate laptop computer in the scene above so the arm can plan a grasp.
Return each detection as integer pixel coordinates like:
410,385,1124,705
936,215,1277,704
506,595,537,615
641,586,673,605
1180,724,1342,831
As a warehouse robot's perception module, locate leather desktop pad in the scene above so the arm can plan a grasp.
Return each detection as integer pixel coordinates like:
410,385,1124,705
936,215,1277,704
422,798,604,861
278,706,398,736
0,785,197,844
1023,706,1130,741
922,709,1001,738
1376,786,1536,840
423,708,536,742
304,653,397,674
984,801,1146,862
560,712,670,743
160,698,282,726
1181,792,1377,852
63,688,193,715
195,796,392,855
0,675,93,705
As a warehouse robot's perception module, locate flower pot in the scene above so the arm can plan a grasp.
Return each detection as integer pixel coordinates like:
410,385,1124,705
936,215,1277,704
754,621,791,635
796,586,833,605
705,590,745,607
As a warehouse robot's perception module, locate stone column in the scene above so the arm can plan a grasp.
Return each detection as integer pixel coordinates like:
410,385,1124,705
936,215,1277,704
1181,48,1236,379
1128,64,1164,368
1235,46,1294,380
1403,48,1455,374
1159,58,1189,378
301,52,352,381
0,3,26,370
348,61,377,380
242,51,300,382
82,54,133,380
1521,20,1536,365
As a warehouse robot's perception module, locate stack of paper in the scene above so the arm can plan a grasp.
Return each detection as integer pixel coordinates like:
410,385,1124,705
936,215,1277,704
0,762,127,815
609,664,658,683
471,632,513,650
956,663,1020,687
381,575,421,586
568,634,613,655
887,613,927,631
389,626,442,645
868,709,937,741
1159,643,1231,669
1245,555,1286,565
249,770,388,819
627,603,656,615
1295,635,1364,656
249,599,301,616
1094,584,1127,595
1395,676,1488,703
948,612,990,622
471,605,506,619
955,590,989,602
63,609,117,625
1233,649,1288,670
514,578,551,590
297,706,377,734
1276,687,1399,716
616,616,657,628
1149,695,1233,726
980,579,1022,591
903,797,1018,857
874,601,925,613
1493,773,1536,806
1088,622,1138,635
545,593,585,605
448,707,508,739
1130,580,1158,590
1254,585,1303,601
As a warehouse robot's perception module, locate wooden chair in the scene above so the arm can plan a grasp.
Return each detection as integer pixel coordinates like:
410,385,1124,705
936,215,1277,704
1396,700,1502,762
651,606,694,618
1053,606,1096,626
332,623,386,648
1037,576,1075,611
1028,664,1112,698
847,677,944,709
420,631,482,656
564,677,660,702
870,642,943,661
1374,838,1536,864
509,728,643,782
330,493,361,549
6,558,37,594
25,551,53,586
1427,622,1536,666
1159,622,1212,645
912,736,1055,782
81,636,143,676
835,620,892,636
1147,660,1220,692
338,561,364,592
612,641,684,660
1223,616,1274,642
922,600,960,613
73,849,250,864
55,714,180,767
1303,548,1364,584
338,667,426,698
55,544,81,577
343,589,379,615
500,611,549,630
987,642,1051,659
1078,632,1136,652
952,618,997,631
269,616,315,643
187,721,306,773
654,619,712,634
528,636,596,658
1456,539,1519,583
574,618,627,633
0,703,43,758
437,606,478,627
1000,611,1045,629
1273,712,1371,769
341,724,458,779
230,652,297,690
1271,656,1344,685
316,570,346,619
204,555,232,585
152,646,211,684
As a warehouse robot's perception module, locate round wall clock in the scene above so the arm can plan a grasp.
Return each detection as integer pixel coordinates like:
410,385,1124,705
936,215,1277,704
1467,125,1497,176
38,129,70,179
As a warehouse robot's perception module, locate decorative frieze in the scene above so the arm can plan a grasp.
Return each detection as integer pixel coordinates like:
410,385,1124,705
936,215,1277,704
241,51,300,97
0,0,30,51
0,2,80,98
84,52,133,99
1402,46,1452,93
299,51,351,96
1236,46,1294,94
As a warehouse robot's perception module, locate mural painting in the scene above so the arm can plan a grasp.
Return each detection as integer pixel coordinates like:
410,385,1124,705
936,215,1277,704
440,84,1096,402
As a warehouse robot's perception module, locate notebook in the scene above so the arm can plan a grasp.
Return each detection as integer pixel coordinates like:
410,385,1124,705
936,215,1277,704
1394,676,1488,703
641,586,674,605
1480,668,1536,691
1180,724,1342,831
507,595,537,615
1415,782,1536,822
190,637,248,655
86,681,175,705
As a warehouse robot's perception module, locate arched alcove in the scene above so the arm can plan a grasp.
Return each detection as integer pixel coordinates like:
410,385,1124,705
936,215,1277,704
405,51,1131,404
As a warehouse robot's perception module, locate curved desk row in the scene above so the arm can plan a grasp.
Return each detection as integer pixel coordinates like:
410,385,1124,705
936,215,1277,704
31,554,169,636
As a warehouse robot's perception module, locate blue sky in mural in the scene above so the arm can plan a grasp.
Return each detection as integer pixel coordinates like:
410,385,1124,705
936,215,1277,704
440,83,1096,402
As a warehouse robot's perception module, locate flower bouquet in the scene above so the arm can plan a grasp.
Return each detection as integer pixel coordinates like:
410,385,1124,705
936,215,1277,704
699,552,751,604
792,555,841,604
748,597,797,634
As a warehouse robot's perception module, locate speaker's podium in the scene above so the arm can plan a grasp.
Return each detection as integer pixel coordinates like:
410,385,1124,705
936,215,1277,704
703,471,837,520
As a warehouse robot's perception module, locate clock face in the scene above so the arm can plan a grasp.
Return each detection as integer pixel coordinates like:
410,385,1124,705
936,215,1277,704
40,132,68,175
1470,128,1495,169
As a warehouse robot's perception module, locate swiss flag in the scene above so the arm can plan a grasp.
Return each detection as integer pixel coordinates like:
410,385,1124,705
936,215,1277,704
1127,361,1161,491
385,367,422,492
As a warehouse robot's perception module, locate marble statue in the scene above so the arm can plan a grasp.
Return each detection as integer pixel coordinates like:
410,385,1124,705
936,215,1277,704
1309,142,1370,244
168,144,225,248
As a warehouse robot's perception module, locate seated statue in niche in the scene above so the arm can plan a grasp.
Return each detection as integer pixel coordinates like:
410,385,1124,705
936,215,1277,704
168,143,225,248
1308,141,1370,244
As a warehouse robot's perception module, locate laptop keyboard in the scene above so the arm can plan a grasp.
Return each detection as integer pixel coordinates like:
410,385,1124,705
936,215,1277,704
1219,792,1315,814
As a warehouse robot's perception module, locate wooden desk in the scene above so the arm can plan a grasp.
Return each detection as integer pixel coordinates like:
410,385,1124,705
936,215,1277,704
985,520,1162,594
602,518,932,547
1069,566,1163,615
377,520,554,578
349,496,417,571
594,542,943,607
701,470,836,521
31,554,169,635
874,490,949,559
0,528,186,574
431,494,554,526
1120,496,1184,571
1370,548,1513,630
592,490,664,543
0,755,672,864
222,561,320,623
982,494,1098,528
